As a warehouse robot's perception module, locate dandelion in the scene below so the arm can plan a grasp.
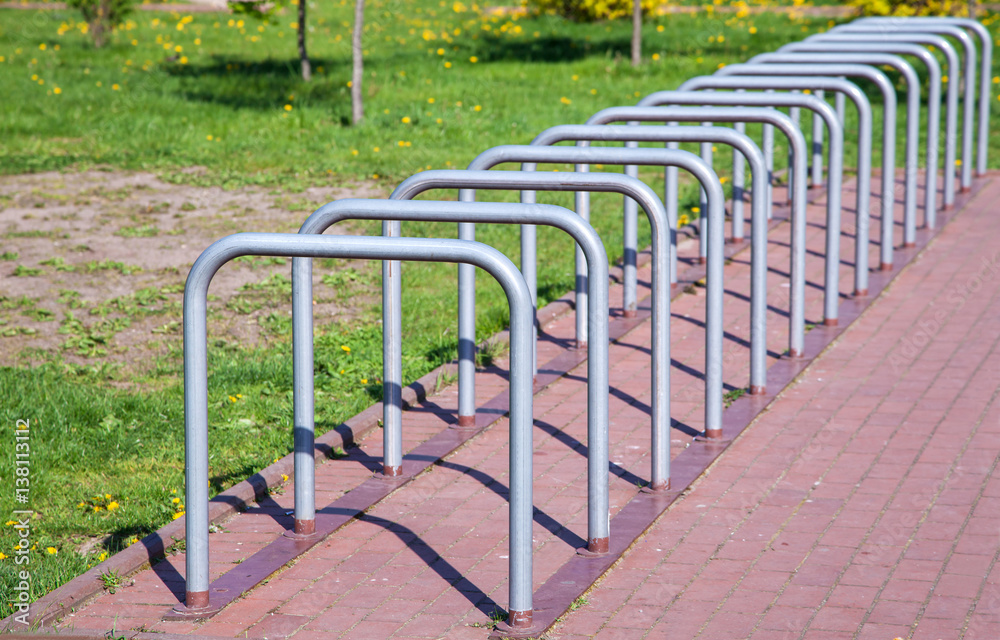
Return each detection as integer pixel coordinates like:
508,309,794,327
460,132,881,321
341,345,351,352
678,213,690,226
53,87,61,95
437,48,445,55
749,26,757,34
427,97,435,104
281,474,289,482
172,497,181,504
112,83,120,91
691,206,701,214
194,38,201,45
373,147,380,153
652,53,660,61
436,118,443,124
39,43,46,50
98,552,107,561
0,553,7,560
128,536,138,545
229,396,237,403
206,135,213,141
469,56,478,63
560,96,571,105
590,88,597,95
93,505,103,512
172,511,185,520
361,378,368,384
284,104,292,111
351,149,359,156
236,394,243,399
107,501,119,511
4,521,16,526
656,25,664,32
46,547,57,555
473,105,481,112
444,61,452,68
401,116,411,123
571,74,578,81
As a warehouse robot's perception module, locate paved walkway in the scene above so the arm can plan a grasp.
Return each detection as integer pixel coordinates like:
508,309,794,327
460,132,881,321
39,171,1000,639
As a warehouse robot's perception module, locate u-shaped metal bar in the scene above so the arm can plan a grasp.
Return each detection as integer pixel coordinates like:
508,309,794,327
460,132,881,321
845,19,989,182
588,105,811,357
772,44,943,227
809,32,960,209
508,126,769,394
389,170,679,490
716,60,917,264
182,232,535,627
656,84,872,298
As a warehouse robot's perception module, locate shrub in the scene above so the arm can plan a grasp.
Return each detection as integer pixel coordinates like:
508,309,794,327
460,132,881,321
849,0,974,16
67,0,135,47
527,0,660,22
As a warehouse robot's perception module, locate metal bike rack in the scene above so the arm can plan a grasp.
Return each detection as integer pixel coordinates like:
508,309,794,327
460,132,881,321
405,158,721,442
739,55,923,248
501,127,769,397
180,233,536,629
769,45,944,227
640,88,871,301
389,171,666,474
388,168,677,494
292,199,611,554
845,18,991,182
586,105,809,361
713,63,913,270
808,32,960,209
664,82,872,296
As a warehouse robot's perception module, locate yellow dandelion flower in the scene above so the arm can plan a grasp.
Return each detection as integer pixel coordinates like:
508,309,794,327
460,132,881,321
179,56,188,64
0,553,7,560
691,206,701,213
652,53,660,61
46,547,57,555
206,134,213,141
473,105,481,112
427,97,435,103
172,511,185,520
560,96,571,105
749,26,757,34
128,536,138,545
361,378,368,384
194,38,201,45
436,48,445,55
469,56,478,63
341,345,351,352
373,147,380,153
590,88,597,95
172,497,181,504
436,118,443,124
93,505,103,512
284,104,292,111
401,116,411,123
39,43,46,50
98,552,107,561
4,521,16,526
112,83,120,91
53,87,62,94
236,393,243,399
281,474,289,482
444,61,452,68
107,501,119,511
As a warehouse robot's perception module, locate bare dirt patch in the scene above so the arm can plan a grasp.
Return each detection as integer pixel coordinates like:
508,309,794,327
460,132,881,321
0,169,385,376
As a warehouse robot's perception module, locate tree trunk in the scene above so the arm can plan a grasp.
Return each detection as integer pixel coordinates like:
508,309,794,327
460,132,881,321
351,0,365,125
92,0,110,48
630,0,641,67
298,0,311,81
968,0,978,19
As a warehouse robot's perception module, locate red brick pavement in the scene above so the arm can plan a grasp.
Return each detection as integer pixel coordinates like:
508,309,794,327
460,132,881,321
549,178,1000,640
48,172,999,639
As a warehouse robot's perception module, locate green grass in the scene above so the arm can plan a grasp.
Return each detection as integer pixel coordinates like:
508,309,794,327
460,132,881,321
2,0,1000,613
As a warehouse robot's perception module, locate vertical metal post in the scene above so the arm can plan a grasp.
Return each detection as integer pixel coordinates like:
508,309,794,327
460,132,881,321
382,221,403,477
456,191,477,427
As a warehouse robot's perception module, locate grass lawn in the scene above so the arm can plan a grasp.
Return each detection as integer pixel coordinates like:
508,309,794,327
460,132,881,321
1,0,998,612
